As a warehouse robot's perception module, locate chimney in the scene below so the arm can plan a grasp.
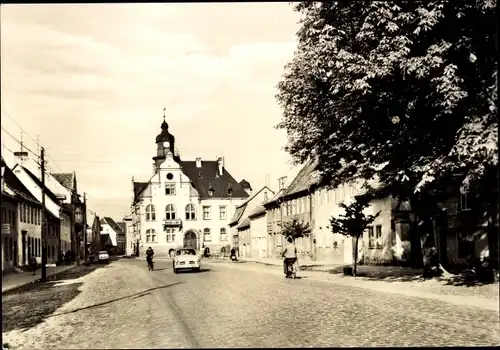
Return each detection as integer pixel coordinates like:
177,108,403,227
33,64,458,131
278,176,288,190
196,157,202,168
264,190,268,202
217,156,224,176
14,151,29,167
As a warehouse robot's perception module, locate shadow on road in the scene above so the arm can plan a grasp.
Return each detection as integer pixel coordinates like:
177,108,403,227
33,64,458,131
175,268,211,273
325,264,499,287
2,264,110,332
326,265,424,283
50,282,184,318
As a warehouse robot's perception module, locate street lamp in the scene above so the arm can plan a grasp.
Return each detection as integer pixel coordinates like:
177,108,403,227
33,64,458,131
75,207,83,224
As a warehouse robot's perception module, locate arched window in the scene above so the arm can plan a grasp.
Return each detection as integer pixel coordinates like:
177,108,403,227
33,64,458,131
185,203,196,220
146,229,156,243
166,204,177,220
145,204,156,221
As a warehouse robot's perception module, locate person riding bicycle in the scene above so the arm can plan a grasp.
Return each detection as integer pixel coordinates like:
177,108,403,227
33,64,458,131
282,236,297,275
146,246,154,266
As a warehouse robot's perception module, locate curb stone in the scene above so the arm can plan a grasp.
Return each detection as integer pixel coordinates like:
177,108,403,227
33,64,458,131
2,262,84,295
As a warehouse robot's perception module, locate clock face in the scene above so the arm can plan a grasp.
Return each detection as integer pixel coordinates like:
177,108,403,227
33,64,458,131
163,141,170,148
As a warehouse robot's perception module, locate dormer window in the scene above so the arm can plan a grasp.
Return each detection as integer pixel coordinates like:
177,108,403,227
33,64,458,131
227,185,233,196
208,184,214,196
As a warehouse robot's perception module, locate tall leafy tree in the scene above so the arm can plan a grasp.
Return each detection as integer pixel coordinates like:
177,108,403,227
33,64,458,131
276,0,497,266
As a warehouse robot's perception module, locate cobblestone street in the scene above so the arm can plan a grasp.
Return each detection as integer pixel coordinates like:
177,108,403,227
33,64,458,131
3,259,499,349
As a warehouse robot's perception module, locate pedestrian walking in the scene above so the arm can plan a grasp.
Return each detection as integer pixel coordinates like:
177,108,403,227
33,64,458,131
29,255,37,275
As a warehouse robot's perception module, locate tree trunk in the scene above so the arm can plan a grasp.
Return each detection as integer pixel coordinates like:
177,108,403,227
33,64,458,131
353,236,359,277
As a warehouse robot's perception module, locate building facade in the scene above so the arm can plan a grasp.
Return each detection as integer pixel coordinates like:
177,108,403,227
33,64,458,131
131,116,250,257
229,186,274,257
264,158,412,265
122,214,135,256
248,205,267,259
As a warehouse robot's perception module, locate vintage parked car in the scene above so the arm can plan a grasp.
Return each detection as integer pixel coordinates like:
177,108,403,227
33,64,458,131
98,250,110,263
173,248,200,273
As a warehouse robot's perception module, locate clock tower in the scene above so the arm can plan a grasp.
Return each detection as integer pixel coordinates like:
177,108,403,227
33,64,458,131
153,109,180,170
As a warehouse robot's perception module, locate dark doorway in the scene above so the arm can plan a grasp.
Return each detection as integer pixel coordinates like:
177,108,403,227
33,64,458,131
22,231,27,265
184,231,198,250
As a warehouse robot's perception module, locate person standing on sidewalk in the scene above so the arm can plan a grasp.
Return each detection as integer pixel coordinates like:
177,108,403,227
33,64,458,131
29,255,37,275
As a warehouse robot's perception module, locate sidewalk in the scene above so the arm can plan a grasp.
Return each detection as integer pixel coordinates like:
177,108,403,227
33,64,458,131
218,256,343,272
2,260,84,294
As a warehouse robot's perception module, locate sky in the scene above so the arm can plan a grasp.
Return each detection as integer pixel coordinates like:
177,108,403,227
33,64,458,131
0,3,303,221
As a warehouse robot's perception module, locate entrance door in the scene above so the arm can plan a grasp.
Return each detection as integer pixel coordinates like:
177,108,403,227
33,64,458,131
184,231,198,250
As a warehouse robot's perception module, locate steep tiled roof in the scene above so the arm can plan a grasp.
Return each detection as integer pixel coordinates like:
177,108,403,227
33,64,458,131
229,204,247,226
237,218,250,230
100,234,114,247
239,179,252,190
284,157,319,197
101,217,124,235
264,159,320,207
22,166,61,204
117,222,126,235
133,160,250,204
1,158,41,205
51,173,74,190
248,204,266,219
133,182,149,203
180,161,249,199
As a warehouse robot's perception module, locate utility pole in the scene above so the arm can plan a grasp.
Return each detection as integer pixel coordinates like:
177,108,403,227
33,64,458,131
83,192,87,264
40,147,47,282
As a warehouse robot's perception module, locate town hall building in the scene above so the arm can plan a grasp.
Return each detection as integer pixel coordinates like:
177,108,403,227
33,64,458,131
131,113,251,257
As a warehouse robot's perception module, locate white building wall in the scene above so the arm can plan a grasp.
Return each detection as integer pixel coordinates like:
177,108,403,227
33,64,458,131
124,219,135,256
17,204,42,264
101,223,118,246
313,183,358,264
136,158,246,257
250,214,267,258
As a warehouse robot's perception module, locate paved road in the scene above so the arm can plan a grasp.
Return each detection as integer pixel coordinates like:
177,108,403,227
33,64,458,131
2,259,499,349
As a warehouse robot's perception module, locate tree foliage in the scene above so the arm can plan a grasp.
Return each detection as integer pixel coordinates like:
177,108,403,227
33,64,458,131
276,0,497,196
280,217,312,240
329,198,381,239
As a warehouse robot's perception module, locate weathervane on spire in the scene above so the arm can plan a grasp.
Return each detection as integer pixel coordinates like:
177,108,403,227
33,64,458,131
163,107,166,122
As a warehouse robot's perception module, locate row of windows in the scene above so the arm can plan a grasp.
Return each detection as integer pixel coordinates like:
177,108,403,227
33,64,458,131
144,227,228,243
367,225,383,250
270,185,361,220
144,204,228,221
1,236,59,261
3,237,17,261
20,203,42,225
1,208,16,230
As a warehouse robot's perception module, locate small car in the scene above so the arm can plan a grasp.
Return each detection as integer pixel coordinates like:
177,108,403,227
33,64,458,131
98,250,109,263
173,248,200,273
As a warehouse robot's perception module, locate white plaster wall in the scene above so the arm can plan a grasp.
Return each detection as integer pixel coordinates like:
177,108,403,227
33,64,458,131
137,158,246,256
250,214,267,258
101,223,118,246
